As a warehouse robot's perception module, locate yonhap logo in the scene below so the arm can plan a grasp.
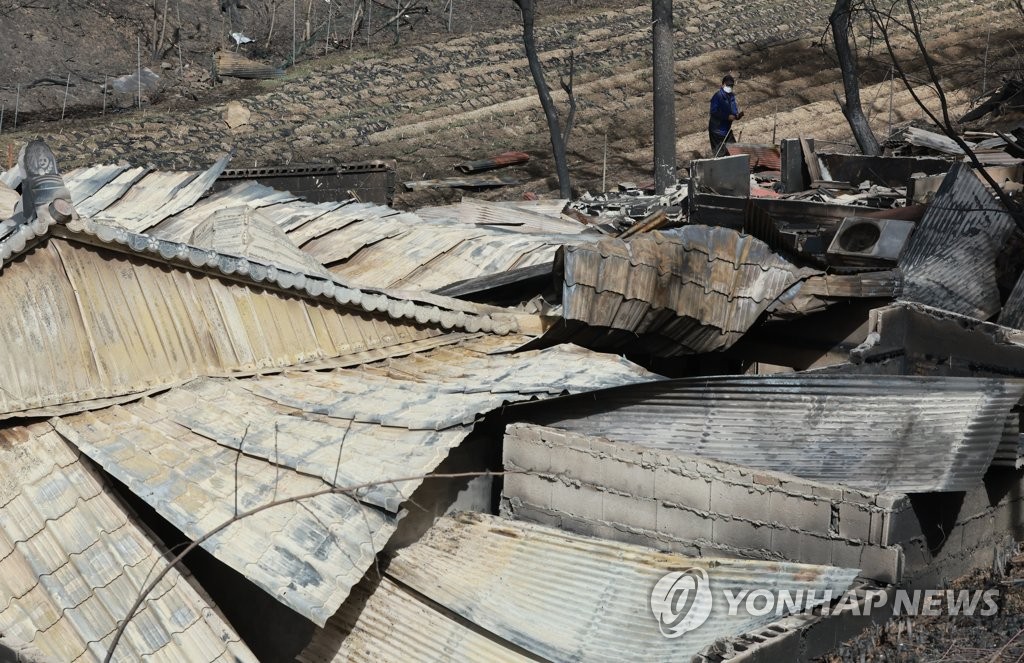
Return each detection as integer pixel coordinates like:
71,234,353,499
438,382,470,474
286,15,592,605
649,568,713,639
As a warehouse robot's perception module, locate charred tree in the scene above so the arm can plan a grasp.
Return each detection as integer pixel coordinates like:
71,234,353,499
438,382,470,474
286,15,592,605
830,0,882,155
652,0,676,193
514,0,572,198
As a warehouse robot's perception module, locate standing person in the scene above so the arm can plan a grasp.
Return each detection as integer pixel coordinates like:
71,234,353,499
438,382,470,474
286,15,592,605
708,75,743,156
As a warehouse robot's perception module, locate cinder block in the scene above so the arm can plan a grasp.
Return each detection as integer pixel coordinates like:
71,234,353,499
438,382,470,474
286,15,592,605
810,483,844,502
711,481,770,523
602,491,657,531
859,545,903,584
869,510,885,545
769,491,831,533
713,517,773,551
548,478,603,522
656,502,713,542
841,489,875,506
503,500,564,529
837,502,873,542
601,456,655,499
503,472,552,510
503,435,551,474
830,540,862,571
769,528,832,567
654,466,712,511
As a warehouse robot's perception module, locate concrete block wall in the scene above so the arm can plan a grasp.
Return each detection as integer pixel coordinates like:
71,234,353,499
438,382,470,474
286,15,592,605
501,423,1024,587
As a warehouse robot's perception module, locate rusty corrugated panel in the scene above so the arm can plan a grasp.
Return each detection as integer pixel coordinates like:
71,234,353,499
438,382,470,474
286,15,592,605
455,151,530,174
215,51,284,79
512,374,1024,492
50,336,653,626
540,226,816,356
726,143,782,171
0,423,257,663
898,162,1019,319
298,576,532,663
386,513,858,663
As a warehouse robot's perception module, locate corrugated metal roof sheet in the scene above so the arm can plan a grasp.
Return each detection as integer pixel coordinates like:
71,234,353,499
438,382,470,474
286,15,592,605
0,233,466,419
0,422,257,663
511,374,1024,492
417,198,588,234
187,205,334,279
298,576,533,663
49,335,654,626
998,267,1024,329
726,143,782,171
51,409,397,628
62,164,581,293
386,513,858,663
898,162,1019,319
539,226,816,356
90,154,231,234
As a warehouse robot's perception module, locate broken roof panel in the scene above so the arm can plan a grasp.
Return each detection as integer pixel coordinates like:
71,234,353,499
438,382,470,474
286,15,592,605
90,154,231,234
0,423,257,663
897,162,1019,319
298,576,533,663
417,197,588,234
51,409,396,628
511,374,1024,493
0,211,528,419
536,226,816,356
49,335,652,627
386,513,858,663
95,335,652,514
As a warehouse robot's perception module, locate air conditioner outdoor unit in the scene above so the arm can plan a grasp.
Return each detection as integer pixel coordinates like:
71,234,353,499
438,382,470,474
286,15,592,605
826,216,915,267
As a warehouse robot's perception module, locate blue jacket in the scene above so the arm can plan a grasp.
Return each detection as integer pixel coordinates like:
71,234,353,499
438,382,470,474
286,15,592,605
709,88,740,137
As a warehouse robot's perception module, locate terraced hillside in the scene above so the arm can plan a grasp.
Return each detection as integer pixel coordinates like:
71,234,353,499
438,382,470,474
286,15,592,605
3,0,1020,208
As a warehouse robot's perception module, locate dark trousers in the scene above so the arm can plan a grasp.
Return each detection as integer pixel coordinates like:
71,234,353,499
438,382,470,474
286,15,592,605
709,129,735,157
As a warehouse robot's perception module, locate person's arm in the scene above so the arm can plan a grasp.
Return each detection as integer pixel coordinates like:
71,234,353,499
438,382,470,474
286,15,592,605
731,96,744,120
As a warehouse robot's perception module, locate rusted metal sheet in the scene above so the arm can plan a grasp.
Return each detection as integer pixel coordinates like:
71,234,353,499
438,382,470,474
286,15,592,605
52,410,397,628
726,143,782,171
0,215,529,418
0,423,257,663
538,226,816,356
386,513,857,663
455,151,530,174
298,576,532,663
215,50,284,79
512,374,1024,492
898,162,1019,319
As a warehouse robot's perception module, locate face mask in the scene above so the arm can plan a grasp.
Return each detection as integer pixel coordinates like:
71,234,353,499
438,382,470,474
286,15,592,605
723,86,733,94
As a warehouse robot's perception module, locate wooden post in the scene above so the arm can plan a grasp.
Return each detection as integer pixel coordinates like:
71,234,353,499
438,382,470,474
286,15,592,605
652,0,676,194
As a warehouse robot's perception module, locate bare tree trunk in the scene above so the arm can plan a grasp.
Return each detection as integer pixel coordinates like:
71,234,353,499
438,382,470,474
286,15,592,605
652,0,676,193
830,0,882,155
514,0,571,198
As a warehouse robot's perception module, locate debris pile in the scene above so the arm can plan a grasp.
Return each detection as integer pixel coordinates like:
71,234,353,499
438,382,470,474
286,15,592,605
0,118,1021,663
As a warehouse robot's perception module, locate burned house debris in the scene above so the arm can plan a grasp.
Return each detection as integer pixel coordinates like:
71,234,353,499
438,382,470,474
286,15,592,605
0,91,1023,663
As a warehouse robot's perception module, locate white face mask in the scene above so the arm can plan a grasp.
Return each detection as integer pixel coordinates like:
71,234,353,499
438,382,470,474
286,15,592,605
723,85,733,94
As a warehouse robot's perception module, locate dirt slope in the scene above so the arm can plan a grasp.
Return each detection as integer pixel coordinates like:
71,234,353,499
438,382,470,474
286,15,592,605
0,0,1020,209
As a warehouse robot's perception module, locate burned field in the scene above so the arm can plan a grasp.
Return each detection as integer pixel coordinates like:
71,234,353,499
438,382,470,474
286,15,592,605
0,1,1024,662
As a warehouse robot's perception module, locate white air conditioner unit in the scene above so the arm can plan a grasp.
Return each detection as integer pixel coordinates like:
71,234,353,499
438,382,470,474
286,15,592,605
826,217,915,267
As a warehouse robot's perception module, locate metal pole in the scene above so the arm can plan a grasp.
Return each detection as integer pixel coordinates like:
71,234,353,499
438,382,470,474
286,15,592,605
447,0,453,32
13,85,19,129
137,36,142,110
292,0,297,64
0,105,4,135
103,75,108,116
602,130,608,193
325,0,333,55
60,73,71,123
651,0,676,194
